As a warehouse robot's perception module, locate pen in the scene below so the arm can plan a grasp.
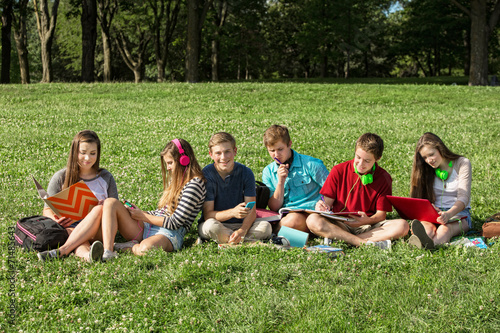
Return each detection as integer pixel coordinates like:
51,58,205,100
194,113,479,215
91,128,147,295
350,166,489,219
274,157,282,165
321,196,331,213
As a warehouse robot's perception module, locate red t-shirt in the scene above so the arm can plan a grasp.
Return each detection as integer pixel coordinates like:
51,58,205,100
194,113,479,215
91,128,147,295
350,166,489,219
320,159,393,216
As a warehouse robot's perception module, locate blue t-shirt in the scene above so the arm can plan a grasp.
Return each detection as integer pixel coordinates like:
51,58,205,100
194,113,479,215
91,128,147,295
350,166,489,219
262,150,328,210
201,162,256,224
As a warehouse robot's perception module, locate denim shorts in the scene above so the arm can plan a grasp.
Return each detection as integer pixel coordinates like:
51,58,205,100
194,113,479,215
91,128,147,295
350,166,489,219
142,223,187,251
439,207,472,228
69,220,82,228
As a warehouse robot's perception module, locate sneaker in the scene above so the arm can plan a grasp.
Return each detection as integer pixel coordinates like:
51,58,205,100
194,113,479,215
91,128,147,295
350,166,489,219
114,240,139,251
408,235,422,249
37,249,60,261
366,240,392,250
411,219,435,250
89,241,104,263
102,249,119,262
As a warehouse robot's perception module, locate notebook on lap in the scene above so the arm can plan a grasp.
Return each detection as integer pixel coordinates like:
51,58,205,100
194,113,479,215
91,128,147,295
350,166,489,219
386,195,465,225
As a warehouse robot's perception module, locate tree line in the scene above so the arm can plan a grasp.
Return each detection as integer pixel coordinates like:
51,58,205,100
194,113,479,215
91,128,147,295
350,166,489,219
1,0,499,86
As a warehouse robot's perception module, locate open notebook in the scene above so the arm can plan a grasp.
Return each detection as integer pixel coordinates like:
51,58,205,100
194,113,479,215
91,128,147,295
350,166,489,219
387,195,466,225
33,176,98,221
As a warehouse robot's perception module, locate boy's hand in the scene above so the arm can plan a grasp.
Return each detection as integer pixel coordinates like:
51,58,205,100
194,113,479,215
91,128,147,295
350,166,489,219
232,203,250,219
276,164,289,183
349,211,371,226
315,200,329,212
228,229,246,244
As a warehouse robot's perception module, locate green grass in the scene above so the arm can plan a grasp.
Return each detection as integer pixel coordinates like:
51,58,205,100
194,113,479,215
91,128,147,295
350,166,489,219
1,81,499,332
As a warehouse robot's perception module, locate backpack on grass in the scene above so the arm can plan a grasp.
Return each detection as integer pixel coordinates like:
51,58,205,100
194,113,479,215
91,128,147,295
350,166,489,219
255,181,270,209
14,215,69,252
482,212,500,239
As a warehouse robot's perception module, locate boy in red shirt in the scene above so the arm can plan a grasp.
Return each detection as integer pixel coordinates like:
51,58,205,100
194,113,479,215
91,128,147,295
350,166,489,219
306,133,409,248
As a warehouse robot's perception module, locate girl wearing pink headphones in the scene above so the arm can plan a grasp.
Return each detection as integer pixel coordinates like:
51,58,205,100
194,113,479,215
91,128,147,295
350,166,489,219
409,132,472,249
100,139,206,258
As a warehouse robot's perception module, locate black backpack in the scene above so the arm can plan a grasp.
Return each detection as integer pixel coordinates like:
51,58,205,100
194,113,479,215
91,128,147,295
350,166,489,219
255,181,270,209
14,215,69,252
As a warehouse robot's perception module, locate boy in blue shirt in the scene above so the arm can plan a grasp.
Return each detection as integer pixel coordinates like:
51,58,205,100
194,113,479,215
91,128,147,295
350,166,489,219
262,125,329,232
198,132,272,243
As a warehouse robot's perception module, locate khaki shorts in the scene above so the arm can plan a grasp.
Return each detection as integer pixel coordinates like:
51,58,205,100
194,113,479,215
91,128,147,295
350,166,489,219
331,219,390,235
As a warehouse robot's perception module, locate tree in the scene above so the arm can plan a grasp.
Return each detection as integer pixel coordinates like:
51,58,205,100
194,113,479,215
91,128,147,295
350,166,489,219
33,0,60,83
396,0,468,77
452,0,500,85
147,0,181,82
11,0,30,83
1,0,13,83
97,0,117,82
185,0,213,82
210,0,227,81
81,0,97,82
114,0,151,83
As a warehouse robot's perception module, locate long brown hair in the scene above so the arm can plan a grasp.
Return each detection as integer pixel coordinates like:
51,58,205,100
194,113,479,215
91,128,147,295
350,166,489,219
158,139,204,213
63,130,101,189
410,132,462,202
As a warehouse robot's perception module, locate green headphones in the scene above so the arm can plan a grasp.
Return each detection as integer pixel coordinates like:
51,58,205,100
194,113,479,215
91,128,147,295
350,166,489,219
435,161,453,181
355,164,376,185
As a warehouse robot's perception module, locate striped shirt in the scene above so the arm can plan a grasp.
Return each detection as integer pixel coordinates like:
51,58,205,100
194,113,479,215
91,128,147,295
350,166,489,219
147,177,206,231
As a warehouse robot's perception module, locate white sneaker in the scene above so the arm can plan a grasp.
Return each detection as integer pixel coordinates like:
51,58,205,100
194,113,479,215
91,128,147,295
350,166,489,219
102,249,119,262
114,240,139,251
366,240,391,250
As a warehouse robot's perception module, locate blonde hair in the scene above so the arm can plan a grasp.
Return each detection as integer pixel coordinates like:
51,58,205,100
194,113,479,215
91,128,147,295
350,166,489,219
63,130,101,189
158,139,204,213
263,125,291,147
208,132,236,152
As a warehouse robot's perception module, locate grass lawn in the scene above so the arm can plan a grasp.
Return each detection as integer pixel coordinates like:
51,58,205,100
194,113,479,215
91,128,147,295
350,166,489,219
1,80,499,332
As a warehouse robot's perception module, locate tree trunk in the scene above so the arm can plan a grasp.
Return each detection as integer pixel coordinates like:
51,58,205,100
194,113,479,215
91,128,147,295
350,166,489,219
211,37,219,81
12,0,30,84
1,0,13,84
186,0,200,82
102,30,112,82
463,28,470,76
451,0,500,85
40,39,53,82
33,0,60,83
186,0,214,82
81,0,97,82
469,0,489,85
97,0,118,82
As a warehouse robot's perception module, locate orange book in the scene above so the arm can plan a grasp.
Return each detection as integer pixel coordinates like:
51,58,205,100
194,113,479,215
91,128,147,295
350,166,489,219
32,176,99,221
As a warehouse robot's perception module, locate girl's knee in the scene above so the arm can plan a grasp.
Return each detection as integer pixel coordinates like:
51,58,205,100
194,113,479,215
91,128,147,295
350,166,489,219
103,197,120,209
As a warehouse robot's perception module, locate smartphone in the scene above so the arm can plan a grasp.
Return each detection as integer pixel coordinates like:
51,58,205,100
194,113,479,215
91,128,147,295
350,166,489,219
245,201,256,209
123,200,135,209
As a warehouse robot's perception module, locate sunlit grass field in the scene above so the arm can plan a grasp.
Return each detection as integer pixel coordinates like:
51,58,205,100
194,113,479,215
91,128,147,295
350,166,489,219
1,81,499,332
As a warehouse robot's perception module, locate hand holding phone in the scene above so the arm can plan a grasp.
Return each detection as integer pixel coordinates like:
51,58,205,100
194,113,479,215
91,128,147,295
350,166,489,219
123,200,135,210
245,201,256,209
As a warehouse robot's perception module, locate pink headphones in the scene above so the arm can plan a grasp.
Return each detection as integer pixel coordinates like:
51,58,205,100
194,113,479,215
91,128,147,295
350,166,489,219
172,139,190,166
